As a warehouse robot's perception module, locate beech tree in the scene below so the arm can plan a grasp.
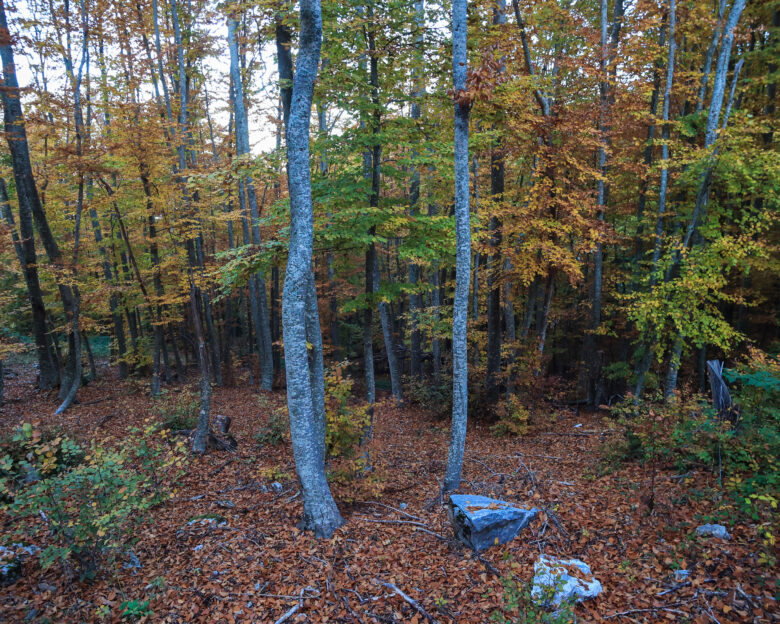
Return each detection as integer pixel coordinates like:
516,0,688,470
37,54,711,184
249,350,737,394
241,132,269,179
444,0,470,493
282,0,344,538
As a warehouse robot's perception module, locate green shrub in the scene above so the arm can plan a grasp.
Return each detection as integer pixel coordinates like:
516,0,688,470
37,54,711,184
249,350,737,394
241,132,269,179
255,408,289,448
325,362,369,459
604,348,780,566
152,390,199,431
491,573,575,624
2,423,186,580
492,395,531,437
0,423,84,501
405,373,452,419
120,599,154,621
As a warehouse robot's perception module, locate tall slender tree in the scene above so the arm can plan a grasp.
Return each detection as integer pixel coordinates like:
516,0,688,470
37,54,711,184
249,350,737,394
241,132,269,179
281,0,343,538
444,0,470,493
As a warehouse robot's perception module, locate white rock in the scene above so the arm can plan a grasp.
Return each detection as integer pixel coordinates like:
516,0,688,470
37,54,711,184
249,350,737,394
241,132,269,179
696,524,730,539
532,555,602,608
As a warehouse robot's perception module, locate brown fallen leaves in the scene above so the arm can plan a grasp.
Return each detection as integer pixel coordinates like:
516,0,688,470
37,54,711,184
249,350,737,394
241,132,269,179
0,364,775,623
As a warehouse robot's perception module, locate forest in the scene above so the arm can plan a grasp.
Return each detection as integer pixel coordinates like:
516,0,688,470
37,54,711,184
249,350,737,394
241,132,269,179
0,0,777,621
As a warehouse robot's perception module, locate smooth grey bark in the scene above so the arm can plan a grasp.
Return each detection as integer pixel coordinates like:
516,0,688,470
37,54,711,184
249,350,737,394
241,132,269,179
663,336,683,400
535,275,554,376
444,0,470,493
486,0,506,402
696,0,729,113
679,0,746,254
281,0,343,538
364,233,377,409
228,17,274,390
663,53,744,396
637,0,745,399
651,0,677,285
189,278,213,454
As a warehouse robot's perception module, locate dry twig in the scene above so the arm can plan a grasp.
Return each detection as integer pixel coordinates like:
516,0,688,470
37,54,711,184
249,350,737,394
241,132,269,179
374,579,440,624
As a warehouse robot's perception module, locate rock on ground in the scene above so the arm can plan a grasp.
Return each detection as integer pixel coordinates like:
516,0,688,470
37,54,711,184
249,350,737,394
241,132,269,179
1,544,39,585
531,555,602,608
447,494,537,552
696,524,731,539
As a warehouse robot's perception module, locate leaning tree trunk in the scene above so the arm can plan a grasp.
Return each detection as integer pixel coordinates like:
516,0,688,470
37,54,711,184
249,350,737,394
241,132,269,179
280,0,344,538
0,3,69,390
662,0,746,396
444,0,471,493
0,178,58,388
54,0,88,413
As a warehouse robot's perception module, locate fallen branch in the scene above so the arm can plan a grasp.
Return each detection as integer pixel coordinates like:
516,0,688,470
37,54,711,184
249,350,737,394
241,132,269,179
474,553,501,577
658,581,691,596
374,579,440,624
272,587,318,624
604,600,692,620
359,500,425,522
516,452,563,460
97,412,117,428
80,396,114,406
358,517,452,543
272,594,302,624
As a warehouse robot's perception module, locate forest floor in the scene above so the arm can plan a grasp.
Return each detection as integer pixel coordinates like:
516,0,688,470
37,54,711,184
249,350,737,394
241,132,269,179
0,362,776,624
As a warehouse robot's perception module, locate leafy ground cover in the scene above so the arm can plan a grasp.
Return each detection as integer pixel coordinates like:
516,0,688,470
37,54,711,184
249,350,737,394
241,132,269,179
0,364,776,623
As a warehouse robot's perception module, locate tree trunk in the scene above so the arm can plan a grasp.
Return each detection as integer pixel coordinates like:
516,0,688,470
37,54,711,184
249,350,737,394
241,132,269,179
0,178,59,388
0,3,68,391
486,0,507,403
279,0,343,538
444,0,470,493
55,0,88,413
228,16,273,390
375,255,403,403
407,0,425,380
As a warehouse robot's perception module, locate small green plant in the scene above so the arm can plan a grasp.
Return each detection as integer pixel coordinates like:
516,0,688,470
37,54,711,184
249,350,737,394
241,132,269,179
255,408,289,448
95,604,111,620
120,599,154,620
405,373,452,419
152,389,199,431
603,348,780,567
491,395,531,437
325,362,369,459
0,422,84,500
3,423,187,580
491,573,575,624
